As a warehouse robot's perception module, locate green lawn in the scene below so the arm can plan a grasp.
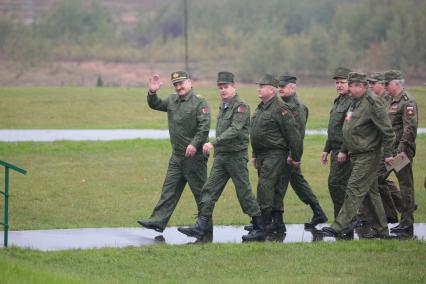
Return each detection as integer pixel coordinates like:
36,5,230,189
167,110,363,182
1,136,425,230
1,86,425,283
1,86,425,129
1,241,425,283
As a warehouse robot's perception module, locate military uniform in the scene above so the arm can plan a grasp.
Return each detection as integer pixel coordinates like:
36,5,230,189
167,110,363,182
138,71,211,232
250,75,301,225
273,75,327,227
323,67,353,217
178,72,263,242
385,70,418,229
366,72,402,223
325,73,395,237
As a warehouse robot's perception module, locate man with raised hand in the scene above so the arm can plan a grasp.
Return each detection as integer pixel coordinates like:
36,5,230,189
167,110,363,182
137,71,211,233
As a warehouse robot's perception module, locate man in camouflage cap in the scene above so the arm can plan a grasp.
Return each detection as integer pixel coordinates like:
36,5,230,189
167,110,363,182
322,72,395,238
364,72,402,225
384,70,418,234
178,71,266,242
137,71,211,233
320,67,353,219
243,74,301,241
274,75,328,229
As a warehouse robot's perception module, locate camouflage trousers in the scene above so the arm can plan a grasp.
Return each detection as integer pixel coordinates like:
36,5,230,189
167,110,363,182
255,150,287,216
199,151,261,217
331,150,388,234
328,150,351,218
273,162,320,212
147,152,207,229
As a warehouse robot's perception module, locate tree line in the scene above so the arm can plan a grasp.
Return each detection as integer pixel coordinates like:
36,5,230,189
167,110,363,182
1,0,425,80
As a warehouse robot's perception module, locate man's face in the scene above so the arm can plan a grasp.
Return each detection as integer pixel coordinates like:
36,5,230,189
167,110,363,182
348,82,366,99
278,84,293,97
257,84,275,101
385,80,400,96
217,83,236,102
335,78,349,95
369,81,385,96
173,79,192,96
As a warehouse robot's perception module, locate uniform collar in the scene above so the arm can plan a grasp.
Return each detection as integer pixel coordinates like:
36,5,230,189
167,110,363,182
260,95,278,109
392,90,405,103
175,89,193,102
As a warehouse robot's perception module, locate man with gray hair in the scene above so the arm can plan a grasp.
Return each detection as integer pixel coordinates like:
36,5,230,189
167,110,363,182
384,70,418,235
275,75,328,229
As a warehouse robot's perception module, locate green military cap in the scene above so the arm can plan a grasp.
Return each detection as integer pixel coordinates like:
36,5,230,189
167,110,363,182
216,71,234,84
278,75,297,86
332,67,352,79
367,72,385,83
256,73,278,87
384,70,403,82
347,72,368,84
171,71,190,84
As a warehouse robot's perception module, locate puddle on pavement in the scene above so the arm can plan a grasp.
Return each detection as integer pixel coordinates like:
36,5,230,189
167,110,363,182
1,224,425,251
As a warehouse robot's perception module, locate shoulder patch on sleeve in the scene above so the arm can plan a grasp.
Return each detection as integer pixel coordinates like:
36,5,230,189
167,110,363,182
406,104,416,117
237,105,247,113
201,106,209,113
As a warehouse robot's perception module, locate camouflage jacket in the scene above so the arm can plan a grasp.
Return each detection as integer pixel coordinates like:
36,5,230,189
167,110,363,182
388,90,418,156
147,89,211,156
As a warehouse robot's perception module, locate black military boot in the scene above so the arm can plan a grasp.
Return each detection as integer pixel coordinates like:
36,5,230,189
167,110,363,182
178,215,211,240
137,219,164,233
305,203,328,229
242,215,268,242
268,210,286,232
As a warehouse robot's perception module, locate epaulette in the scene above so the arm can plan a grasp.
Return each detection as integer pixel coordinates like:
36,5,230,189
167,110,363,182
196,94,204,99
366,94,375,105
402,94,409,101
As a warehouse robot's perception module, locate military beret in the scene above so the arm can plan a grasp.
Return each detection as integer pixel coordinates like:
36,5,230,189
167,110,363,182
256,74,278,87
278,75,297,86
367,72,385,83
384,70,403,82
332,67,352,79
216,71,234,84
171,71,190,84
348,72,368,84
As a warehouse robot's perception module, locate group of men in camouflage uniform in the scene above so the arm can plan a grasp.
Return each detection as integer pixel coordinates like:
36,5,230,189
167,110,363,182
137,67,418,242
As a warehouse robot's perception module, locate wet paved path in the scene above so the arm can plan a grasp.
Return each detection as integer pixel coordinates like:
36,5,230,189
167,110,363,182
1,224,425,251
1,129,425,142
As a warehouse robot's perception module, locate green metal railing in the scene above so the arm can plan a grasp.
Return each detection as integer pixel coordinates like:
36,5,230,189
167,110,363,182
0,160,27,248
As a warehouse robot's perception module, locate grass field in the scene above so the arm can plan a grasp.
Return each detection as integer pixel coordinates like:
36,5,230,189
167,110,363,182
0,86,425,129
1,86,425,283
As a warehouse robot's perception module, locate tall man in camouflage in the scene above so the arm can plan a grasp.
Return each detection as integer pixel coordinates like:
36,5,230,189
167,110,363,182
137,71,211,232
275,75,328,228
322,72,395,238
367,72,402,223
246,74,301,241
384,70,418,234
320,67,353,218
178,71,266,241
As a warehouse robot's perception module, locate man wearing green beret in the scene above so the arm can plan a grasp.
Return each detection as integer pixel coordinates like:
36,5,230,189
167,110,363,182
244,74,301,241
384,70,418,234
320,67,353,219
365,72,402,225
322,72,395,238
274,75,328,229
178,71,266,241
137,71,211,233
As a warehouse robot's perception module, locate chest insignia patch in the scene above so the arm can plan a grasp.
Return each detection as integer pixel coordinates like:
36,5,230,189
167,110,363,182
237,106,246,113
345,110,353,121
